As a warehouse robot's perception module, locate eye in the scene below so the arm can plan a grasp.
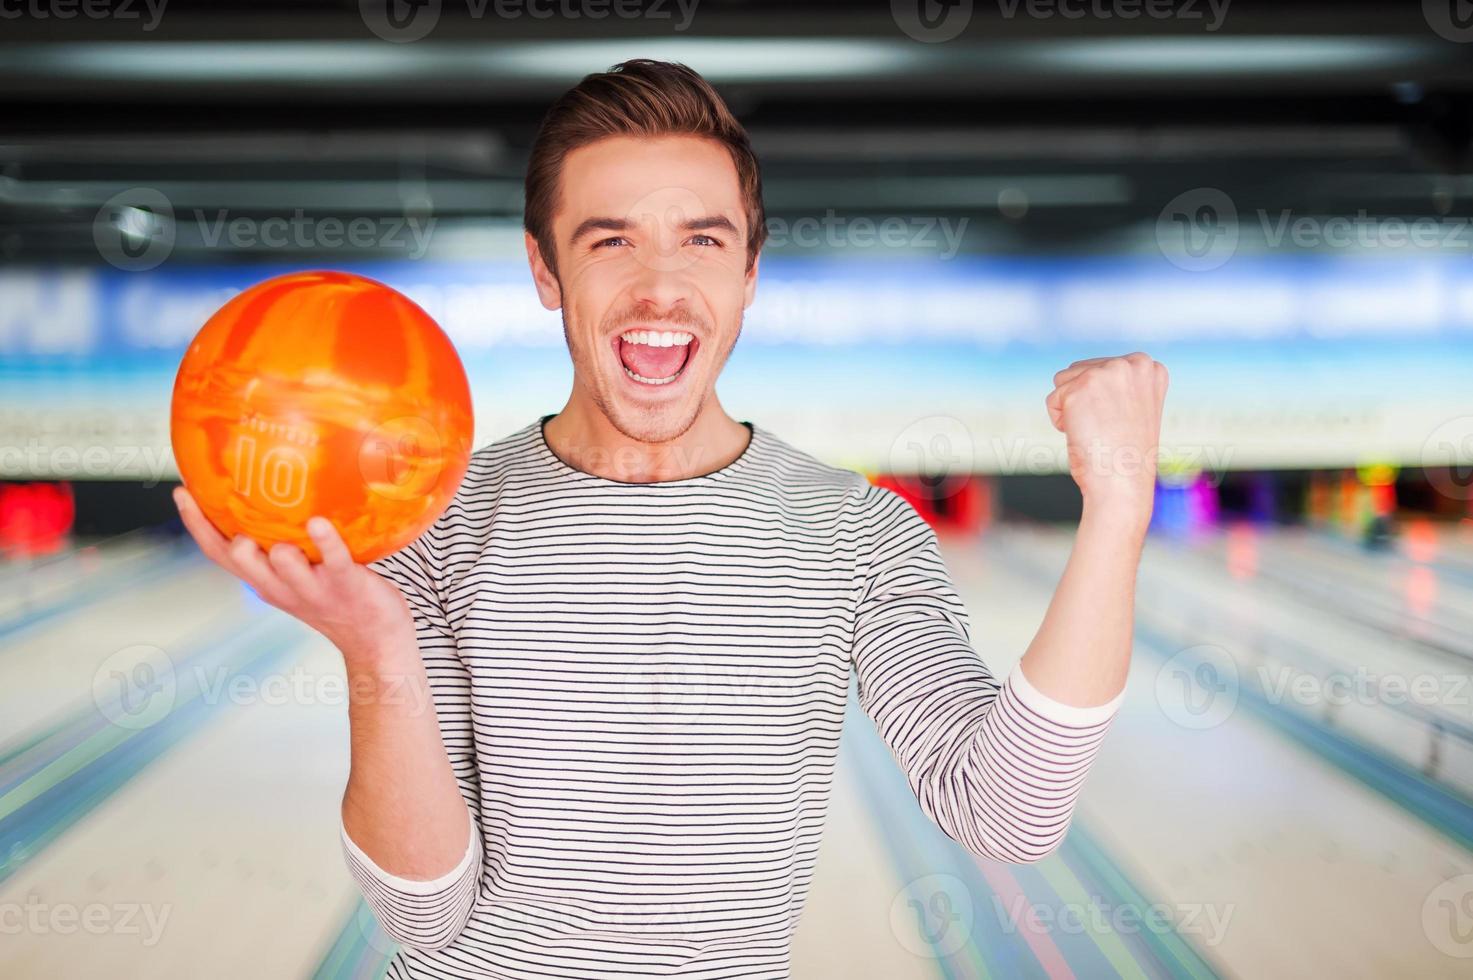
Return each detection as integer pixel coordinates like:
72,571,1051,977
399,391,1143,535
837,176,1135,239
592,236,629,250
689,234,722,247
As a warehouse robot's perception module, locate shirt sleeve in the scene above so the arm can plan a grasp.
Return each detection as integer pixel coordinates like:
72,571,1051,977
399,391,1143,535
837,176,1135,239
338,524,485,951
850,485,1124,864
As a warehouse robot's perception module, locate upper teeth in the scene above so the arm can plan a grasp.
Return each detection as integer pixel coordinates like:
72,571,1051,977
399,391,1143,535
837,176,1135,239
620,330,693,348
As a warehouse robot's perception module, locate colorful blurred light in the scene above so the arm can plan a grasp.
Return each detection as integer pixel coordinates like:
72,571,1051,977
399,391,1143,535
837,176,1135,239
1226,523,1260,580
0,482,75,556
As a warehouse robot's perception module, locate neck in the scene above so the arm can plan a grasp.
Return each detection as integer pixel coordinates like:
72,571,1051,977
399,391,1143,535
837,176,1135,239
543,392,751,483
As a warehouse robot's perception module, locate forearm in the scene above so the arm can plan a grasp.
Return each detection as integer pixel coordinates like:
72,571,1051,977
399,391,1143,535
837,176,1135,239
340,636,473,880
926,502,1142,862
1018,499,1148,708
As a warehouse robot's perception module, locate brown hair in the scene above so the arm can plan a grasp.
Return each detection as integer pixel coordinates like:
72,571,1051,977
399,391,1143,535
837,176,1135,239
524,59,767,278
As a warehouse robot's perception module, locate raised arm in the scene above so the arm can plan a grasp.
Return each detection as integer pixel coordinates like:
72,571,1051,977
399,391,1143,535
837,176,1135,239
1024,351,1167,706
851,487,1123,864
852,352,1166,863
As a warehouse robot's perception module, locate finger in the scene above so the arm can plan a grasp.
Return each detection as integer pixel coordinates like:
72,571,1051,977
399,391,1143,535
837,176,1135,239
1052,356,1111,389
1154,361,1170,401
172,486,231,564
307,516,355,573
1045,387,1066,432
228,535,299,608
267,542,325,605
1048,370,1095,428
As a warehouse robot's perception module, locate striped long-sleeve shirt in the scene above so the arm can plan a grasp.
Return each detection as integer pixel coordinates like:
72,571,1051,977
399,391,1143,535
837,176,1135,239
342,415,1124,979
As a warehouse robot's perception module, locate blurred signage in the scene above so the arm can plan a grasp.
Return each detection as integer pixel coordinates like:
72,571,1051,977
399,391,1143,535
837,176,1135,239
1,257,1469,480
3,256,1473,363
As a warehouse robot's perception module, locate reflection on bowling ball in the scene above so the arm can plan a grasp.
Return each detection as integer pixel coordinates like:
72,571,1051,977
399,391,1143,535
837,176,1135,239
170,270,474,564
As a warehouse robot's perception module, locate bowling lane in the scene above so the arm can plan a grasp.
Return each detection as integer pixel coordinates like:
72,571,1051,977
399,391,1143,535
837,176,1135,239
1171,524,1473,644
1142,533,1472,700
1191,527,1473,653
3,527,1217,980
2,531,968,980
9,521,1470,980
1123,526,1473,800
0,532,190,638
0,541,221,742
791,770,949,979
1420,522,1473,573
944,528,1473,979
0,615,359,978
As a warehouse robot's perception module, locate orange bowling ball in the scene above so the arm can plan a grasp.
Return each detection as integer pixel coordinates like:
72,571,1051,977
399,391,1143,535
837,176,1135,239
170,270,474,564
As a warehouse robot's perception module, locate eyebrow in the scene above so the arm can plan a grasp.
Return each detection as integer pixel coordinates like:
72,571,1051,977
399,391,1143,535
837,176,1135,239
569,214,741,246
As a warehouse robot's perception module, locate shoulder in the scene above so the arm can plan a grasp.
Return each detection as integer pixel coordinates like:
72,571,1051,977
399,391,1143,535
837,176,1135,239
396,420,546,577
747,424,924,527
747,424,870,495
460,418,547,487
776,449,954,598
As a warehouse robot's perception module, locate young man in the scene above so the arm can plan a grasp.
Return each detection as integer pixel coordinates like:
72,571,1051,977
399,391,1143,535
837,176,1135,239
175,59,1167,980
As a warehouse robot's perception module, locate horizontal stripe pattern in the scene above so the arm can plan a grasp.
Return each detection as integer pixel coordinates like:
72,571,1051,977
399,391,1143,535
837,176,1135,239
342,416,1121,979
341,809,484,951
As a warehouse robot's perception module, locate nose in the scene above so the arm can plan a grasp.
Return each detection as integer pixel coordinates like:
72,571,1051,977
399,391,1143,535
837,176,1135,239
626,253,697,314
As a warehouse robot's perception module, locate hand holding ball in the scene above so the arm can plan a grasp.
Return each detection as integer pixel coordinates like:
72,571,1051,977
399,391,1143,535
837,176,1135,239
170,270,474,565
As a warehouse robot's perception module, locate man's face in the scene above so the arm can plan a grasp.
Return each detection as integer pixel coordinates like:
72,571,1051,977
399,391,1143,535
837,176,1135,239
527,134,759,444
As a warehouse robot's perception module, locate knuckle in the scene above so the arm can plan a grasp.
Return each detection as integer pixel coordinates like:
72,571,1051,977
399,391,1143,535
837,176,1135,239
268,542,300,566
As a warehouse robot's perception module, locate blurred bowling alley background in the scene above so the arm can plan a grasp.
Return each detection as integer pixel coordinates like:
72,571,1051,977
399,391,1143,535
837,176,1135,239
3,2,1473,977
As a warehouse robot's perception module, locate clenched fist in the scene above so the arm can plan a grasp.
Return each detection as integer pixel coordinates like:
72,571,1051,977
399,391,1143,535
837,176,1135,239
1045,352,1169,527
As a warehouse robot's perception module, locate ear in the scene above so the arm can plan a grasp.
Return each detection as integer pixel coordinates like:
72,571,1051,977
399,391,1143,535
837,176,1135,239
526,231,563,311
742,248,761,310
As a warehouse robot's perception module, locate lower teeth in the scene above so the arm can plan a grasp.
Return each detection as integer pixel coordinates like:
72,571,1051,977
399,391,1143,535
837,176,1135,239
623,365,681,386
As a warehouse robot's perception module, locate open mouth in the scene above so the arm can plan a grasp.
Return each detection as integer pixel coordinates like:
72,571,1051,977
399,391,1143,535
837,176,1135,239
613,329,697,387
